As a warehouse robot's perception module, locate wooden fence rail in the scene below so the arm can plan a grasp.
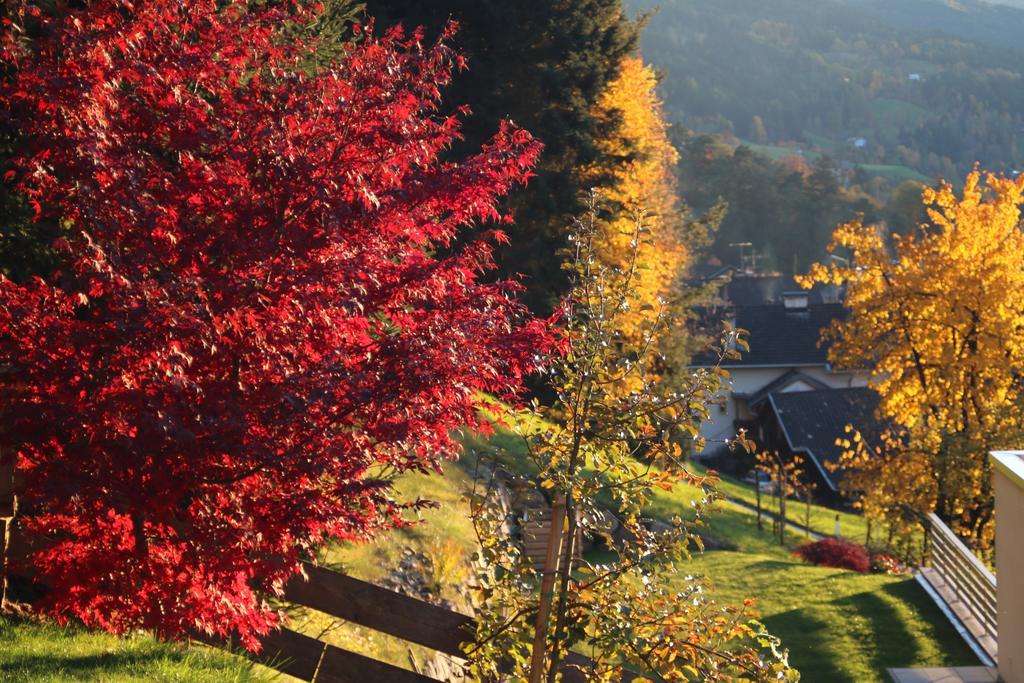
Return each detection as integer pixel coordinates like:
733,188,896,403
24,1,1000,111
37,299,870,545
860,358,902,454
919,513,997,663
227,562,636,683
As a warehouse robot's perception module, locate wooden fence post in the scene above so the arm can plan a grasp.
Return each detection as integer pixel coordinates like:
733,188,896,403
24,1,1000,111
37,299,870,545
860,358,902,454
0,446,16,610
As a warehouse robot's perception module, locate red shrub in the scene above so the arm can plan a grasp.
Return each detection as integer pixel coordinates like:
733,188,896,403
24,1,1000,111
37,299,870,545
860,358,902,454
795,538,870,573
0,1,549,649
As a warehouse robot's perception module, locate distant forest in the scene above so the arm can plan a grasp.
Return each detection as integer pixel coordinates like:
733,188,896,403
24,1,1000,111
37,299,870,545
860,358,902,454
632,0,1024,180
629,0,1024,271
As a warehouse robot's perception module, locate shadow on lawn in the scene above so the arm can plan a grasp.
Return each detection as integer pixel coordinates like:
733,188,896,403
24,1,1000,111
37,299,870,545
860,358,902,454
0,649,184,680
765,582,923,682
830,583,922,674
742,558,804,572
878,579,978,665
763,576,981,682
762,608,848,681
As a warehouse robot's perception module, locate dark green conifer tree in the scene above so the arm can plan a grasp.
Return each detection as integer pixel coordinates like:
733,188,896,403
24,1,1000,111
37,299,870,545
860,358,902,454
366,0,642,313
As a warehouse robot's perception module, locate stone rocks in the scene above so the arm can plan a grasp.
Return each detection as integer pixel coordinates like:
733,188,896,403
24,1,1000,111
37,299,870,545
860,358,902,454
379,548,455,610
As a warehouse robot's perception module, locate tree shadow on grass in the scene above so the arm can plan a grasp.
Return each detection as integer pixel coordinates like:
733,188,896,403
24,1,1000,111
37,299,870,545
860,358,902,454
0,615,251,682
1,649,181,680
764,582,931,682
742,558,805,572
878,579,979,666
762,607,853,682
829,585,922,675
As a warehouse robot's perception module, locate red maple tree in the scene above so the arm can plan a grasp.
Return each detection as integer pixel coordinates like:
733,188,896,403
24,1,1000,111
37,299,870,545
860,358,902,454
0,1,546,647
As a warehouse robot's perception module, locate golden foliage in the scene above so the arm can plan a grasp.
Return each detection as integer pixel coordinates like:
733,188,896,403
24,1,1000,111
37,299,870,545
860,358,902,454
831,427,936,553
466,204,795,682
581,57,687,393
802,170,1024,550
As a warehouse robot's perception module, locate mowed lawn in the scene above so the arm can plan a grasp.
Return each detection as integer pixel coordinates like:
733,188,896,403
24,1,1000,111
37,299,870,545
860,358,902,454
319,413,978,682
694,550,976,682
0,413,977,682
0,615,261,682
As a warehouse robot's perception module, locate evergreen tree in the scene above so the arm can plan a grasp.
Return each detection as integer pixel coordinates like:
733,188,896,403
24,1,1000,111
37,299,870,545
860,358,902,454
365,0,642,313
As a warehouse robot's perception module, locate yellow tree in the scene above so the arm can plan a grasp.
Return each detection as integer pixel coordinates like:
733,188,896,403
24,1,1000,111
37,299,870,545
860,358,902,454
831,427,936,561
802,170,1024,551
581,56,696,394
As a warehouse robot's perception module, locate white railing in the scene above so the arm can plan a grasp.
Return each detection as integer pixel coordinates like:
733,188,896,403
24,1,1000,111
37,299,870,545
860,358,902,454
923,512,997,662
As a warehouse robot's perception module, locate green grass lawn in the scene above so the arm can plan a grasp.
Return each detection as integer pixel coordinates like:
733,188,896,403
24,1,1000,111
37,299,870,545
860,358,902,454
0,615,262,682
691,550,976,682
312,411,976,682
859,163,931,183
3,406,967,682
692,463,872,541
640,457,972,681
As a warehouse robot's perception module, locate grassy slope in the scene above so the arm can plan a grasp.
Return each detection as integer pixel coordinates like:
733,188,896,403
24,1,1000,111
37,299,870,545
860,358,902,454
693,551,975,681
315,414,976,682
0,616,262,682
696,463,872,541
859,164,931,183
290,463,481,674
3,411,967,681
635,458,973,679
736,137,931,185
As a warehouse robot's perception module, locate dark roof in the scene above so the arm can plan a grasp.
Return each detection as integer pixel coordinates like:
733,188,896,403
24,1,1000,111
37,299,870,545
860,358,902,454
690,263,736,283
725,275,826,306
767,387,882,491
689,266,844,306
692,303,846,367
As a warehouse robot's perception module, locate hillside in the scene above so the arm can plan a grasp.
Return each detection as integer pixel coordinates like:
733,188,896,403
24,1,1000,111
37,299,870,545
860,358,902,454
851,0,1024,49
313,418,976,682
629,0,1024,182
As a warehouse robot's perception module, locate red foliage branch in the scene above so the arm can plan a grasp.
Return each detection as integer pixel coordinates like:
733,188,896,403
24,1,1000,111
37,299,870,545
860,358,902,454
0,1,547,648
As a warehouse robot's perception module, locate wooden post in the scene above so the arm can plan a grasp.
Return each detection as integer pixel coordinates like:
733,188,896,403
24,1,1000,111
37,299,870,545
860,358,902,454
804,495,811,539
755,469,763,532
527,496,566,683
0,447,15,610
776,461,786,545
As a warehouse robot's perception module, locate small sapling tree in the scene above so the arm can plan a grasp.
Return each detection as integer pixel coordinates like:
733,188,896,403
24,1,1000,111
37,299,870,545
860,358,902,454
466,199,795,682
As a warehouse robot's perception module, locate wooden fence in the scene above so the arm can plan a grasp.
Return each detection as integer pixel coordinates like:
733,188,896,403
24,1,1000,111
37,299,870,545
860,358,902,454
919,513,997,663
229,562,635,682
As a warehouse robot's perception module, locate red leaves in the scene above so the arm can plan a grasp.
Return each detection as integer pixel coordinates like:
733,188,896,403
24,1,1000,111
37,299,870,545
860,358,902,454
0,1,549,648
795,538,871,573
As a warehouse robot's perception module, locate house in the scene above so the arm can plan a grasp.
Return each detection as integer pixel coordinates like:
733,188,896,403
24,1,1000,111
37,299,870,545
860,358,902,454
691,292,870,462
752,387,882,500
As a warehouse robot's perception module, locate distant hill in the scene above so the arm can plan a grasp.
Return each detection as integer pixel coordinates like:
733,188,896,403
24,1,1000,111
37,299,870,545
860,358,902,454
847,0,1024,49
629,0,1024,182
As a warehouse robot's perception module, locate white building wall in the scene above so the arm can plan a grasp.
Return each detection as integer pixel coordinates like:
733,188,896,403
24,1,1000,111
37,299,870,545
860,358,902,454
991,451,1024,683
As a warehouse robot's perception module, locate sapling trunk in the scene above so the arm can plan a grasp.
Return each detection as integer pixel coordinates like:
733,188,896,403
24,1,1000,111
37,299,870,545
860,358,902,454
528,495,567,683
777,462,786,545
0,449,14,611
